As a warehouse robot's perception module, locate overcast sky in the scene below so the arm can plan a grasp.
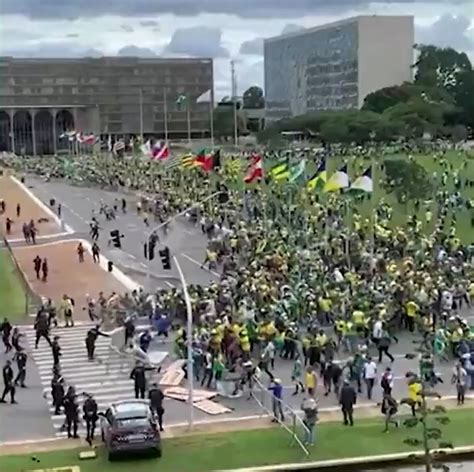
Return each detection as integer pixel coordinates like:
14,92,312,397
1,1,473,98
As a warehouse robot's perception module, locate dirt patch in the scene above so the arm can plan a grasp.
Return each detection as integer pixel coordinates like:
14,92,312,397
0,176,62,240
12,240,126,320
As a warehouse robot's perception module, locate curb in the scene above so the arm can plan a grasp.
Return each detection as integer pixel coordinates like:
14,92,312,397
215,446,474,472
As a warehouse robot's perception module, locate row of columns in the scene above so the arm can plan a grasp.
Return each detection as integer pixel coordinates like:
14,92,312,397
4,108,78,156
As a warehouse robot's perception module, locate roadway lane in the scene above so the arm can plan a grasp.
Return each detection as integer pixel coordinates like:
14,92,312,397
0,339,55,442
24,177,219,288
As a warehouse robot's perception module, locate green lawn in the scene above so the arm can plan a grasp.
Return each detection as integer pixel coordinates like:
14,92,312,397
2,409,473,472
229,150,474,243
0,249,27,320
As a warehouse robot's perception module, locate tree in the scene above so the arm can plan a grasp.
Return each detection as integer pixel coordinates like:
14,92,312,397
320,117,350,144
363,83,415,113
414,44,472,93
402,336,453,472
243,86,265,109
384,158,433,201
452,69,474,129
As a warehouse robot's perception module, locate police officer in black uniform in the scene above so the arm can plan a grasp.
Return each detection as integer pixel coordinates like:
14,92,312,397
51,373,65,415
13,348,28,388
148,382,165,431
63,386,79,438
83,393,98,445
34,309,52,348
130,361,155,399
85,325,110,361
0,360,16,404
51,336,62,368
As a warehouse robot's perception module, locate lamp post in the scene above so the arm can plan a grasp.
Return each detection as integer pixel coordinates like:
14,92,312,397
143,190,222,429
173,255,194,429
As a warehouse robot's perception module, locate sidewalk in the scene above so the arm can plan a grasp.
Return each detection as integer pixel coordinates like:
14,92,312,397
0,396,472,456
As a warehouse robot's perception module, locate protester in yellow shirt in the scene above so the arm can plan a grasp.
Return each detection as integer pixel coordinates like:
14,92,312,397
305,366,317,397
405,301,419,333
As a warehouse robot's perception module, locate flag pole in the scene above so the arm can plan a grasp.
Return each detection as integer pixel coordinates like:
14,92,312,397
231,60,238,146
210,89,215,149
187,98,191,145
163,88,168,143
139,88,144,143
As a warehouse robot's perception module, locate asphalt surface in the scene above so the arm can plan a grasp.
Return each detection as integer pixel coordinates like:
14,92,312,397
0,176,473,443
24,177,219,288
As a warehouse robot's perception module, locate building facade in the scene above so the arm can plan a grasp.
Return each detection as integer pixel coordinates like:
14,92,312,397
264,15,414,123
0,56,213,154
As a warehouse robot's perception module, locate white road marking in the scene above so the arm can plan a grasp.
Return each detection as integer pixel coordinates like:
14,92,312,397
8,231,72,243
180,253,220,278
165,281,175,288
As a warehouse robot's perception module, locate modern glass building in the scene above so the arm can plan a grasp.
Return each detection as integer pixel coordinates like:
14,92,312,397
264,16,414,123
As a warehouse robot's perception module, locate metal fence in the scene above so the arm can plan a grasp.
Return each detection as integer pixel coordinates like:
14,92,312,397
249,376,310,456
0,233,41,317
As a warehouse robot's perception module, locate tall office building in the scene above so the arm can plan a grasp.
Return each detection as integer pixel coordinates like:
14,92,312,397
264,15,414,123
0,56,213,154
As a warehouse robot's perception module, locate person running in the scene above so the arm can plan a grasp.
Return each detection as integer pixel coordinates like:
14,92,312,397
381,391,399,432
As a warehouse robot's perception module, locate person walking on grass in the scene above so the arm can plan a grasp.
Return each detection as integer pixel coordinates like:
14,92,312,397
452,361,467,405
381,391,399,432
301,396,318,446
77,242,85,263
339,379,357,426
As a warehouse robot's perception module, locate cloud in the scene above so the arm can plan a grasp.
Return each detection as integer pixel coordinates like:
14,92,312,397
239,37,264,55
280,23,306,35
162,26,229,58
117,45,158,57
0,41,103,57
238,23,305,55
416,14,474,52
66,33,79,38
121,24,134,32
3,0,471,20
140,20,159,28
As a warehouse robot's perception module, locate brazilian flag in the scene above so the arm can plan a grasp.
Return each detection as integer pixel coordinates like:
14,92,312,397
270,160,290,182
307,157,327,191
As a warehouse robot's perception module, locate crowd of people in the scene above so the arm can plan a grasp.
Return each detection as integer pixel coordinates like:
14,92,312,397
1,142,473,444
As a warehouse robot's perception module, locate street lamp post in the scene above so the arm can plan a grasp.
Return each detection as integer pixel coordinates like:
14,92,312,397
173,256,194,430
142,190,222,430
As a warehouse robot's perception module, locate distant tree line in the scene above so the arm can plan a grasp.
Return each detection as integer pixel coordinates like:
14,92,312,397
257,44,474,145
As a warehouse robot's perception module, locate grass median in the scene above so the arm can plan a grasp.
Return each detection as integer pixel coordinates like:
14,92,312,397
0,249,27,320
2,409,474,472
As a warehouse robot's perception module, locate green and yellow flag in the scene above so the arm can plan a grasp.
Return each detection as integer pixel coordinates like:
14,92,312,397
307,157,327,191
270,161,290,181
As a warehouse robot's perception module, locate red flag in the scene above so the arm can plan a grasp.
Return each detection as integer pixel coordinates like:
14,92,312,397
244,153,264,183
195,149,214,172
152,142,170,160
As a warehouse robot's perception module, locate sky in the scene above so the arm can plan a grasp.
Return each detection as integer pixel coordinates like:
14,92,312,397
1,1,473,99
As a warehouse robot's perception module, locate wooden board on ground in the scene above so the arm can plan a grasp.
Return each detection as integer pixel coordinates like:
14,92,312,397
193,399,232,415
164,386,216,403
159,360,185,386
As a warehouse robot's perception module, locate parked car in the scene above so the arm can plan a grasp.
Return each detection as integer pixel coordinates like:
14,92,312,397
100,400,161,460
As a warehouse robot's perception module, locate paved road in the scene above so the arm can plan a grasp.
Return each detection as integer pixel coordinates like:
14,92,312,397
25,177,219,288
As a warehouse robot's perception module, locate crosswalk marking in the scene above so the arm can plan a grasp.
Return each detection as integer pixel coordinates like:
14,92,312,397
22,322,167,438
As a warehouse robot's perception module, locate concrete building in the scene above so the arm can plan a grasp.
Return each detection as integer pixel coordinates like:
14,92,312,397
264,15,414,123
0,56,213,154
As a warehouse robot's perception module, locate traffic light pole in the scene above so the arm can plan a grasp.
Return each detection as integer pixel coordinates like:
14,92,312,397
173,255,194,430
144,190,222,291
